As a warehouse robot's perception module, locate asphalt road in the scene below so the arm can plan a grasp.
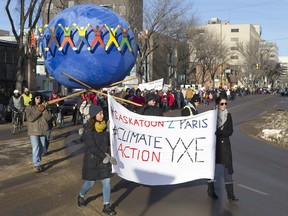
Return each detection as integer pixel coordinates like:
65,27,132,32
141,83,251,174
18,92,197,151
0,94,287,216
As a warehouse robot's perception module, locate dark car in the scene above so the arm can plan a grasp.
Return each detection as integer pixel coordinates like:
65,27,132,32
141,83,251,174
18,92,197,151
61,96,79,115
3,106,12,122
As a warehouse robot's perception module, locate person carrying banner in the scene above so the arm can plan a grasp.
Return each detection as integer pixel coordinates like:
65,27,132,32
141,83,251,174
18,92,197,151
77,105,117,215
181,94,200,116
136,93,163,116
207,96,239,202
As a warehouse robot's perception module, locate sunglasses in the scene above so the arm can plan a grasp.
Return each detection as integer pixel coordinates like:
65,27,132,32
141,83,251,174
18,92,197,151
220,102,227,106
35,96,42,99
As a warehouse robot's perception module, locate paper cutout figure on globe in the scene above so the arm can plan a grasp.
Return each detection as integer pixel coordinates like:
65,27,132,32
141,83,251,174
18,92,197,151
43,4,137,89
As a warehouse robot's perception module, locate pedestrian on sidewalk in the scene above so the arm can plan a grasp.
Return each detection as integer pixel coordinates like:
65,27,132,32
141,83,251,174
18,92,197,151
207,96,239,202
77,105,117,215
25,92,52,173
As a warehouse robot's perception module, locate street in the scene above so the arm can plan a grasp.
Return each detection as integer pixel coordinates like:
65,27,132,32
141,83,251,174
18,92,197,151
0,94,288,216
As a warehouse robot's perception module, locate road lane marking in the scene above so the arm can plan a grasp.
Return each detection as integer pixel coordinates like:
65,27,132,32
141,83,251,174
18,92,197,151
258,111,267,116
229,105,241,110
238,184,269,196
270,164,288,171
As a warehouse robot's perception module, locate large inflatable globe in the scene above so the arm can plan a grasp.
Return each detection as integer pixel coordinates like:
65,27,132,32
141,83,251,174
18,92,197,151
43,4,137,89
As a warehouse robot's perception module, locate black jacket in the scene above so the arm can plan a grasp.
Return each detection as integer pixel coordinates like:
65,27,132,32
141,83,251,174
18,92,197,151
215,113,234,174
181,103,198,116
81,124,113,180
136,104,163,116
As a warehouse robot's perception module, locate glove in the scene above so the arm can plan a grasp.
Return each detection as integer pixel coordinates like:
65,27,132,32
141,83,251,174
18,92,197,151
103,153,111,164
103,153,117,165
37,104,45,112
109,156,117,165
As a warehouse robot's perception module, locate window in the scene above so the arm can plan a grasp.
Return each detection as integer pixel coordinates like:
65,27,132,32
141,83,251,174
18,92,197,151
197,29,205,34
231,47,238,50
231,55,239,59
119,5,126,16
231,37,239,42
231,29,239,33
68,1,74,7
0,47,5,62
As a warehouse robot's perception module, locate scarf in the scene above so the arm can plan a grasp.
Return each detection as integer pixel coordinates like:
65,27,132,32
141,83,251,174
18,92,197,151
217,108,228,130
95,121,107,133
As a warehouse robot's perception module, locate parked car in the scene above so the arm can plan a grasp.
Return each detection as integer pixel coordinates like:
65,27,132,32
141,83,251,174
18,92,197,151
61,96,79,115
0,104,5,121
3,106,12,122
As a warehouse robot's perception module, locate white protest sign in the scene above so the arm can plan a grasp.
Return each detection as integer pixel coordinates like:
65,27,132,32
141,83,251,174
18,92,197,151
138,78,163,91
108,95,217,185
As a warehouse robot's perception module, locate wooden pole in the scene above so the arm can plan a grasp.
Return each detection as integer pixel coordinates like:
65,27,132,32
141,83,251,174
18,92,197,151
89,89,141,107
61,72,142,107
109,76,137,87
62,72,92,89
46,89,87,105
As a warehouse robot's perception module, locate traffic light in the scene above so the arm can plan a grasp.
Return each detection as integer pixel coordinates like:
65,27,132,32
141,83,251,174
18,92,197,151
256,63,259,70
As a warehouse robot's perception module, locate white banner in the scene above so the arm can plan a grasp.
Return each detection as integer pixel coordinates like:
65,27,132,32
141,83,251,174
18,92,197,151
138,78,163,91
108,95,217,185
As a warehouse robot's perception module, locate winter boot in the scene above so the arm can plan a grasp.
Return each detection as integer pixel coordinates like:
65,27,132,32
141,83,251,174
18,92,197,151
207,181,218,200
102,203,116,215
225,183,239,202
77,195,86,207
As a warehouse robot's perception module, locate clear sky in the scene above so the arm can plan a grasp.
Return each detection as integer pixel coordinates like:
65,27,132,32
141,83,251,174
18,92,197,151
1,0,287,56
192,0,288,56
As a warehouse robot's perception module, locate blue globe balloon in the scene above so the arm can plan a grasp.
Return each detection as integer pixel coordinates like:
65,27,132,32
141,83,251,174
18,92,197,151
43,4,137,89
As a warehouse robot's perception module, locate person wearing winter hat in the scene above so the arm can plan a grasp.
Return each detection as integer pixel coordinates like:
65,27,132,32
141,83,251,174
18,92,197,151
25,92,52,173
8,89,25,126
136,93,163,116
22,88,33,122
22,88,32,107
181,93,200,116
77,105,117,215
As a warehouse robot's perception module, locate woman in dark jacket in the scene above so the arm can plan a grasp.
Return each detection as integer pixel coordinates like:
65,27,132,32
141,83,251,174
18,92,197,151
207,96,239,202
77,105,117,215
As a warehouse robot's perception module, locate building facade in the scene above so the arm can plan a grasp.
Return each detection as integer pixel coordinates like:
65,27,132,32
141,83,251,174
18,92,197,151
191,18,264,88
279,56,288,86
0,39,18,105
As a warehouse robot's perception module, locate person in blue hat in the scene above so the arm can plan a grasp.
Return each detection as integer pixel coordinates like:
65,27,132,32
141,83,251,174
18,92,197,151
77,105,117,215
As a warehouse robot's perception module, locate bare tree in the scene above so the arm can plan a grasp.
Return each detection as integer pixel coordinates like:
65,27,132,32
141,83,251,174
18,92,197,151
237,38,276,87
187,29,230,88
6,0,46,91
135,0,195,83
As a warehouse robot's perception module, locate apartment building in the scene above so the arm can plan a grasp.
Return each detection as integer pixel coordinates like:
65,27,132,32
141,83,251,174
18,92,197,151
204,18,261,66
279,56,288,86
191,18,280,88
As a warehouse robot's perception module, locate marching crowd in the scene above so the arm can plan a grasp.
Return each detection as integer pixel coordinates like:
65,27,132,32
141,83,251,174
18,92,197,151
5,85,245,215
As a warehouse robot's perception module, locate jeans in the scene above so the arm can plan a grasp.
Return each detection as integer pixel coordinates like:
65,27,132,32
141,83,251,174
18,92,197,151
208,165,233,183
45,130,51,151
223,167,233,183
82,115,87,125
30,135,47,166
79,178,111,204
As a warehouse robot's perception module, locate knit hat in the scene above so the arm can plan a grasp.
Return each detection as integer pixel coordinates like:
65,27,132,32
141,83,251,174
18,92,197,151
190,94,200,104
89,105,103,118
146,93,158,102
13,89,19,94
